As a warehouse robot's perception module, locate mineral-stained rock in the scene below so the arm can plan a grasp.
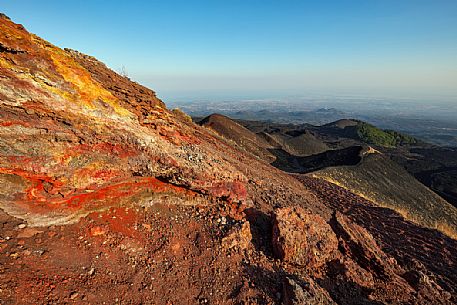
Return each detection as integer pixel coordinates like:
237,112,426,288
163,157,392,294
1,15,457,305
272,206,338,269
282,276,336,305
222,221,252,251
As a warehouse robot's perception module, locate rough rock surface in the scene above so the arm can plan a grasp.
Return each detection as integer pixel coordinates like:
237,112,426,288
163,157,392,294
0,15,456,304
272,206,338,269
299,176,456,304
270,206,454,304
282,276,336,305
222,221,252,251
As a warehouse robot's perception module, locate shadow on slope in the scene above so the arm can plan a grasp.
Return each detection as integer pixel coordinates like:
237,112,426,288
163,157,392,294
391,146,457,208
269,146,362,173
198,114,276,162
309,153,457,238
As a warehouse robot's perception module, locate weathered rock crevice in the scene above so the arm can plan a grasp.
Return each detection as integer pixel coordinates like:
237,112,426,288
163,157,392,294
0,42,25,54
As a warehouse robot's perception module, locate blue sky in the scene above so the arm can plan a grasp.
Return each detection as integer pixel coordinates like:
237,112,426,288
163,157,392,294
2,0,457,101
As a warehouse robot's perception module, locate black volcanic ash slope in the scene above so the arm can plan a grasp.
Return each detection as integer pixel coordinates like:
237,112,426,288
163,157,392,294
310,152,457,237
228,116,457,238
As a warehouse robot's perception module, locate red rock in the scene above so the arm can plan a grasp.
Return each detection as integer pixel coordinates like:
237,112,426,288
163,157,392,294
0,14,456,304
272,206,338,269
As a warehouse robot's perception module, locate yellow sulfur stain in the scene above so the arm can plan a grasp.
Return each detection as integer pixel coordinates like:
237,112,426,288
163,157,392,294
0,57,13,69
1,22,132,119
39,41,132,118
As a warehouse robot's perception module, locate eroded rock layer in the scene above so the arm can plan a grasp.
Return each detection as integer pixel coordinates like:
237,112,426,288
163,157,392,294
0,15,456,304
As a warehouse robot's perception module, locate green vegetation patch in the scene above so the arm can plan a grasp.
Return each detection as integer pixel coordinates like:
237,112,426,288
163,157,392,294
355,122,417,147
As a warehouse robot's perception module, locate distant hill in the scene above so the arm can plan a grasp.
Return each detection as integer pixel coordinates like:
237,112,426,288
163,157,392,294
355,122,418,147
323,120,418,147
232,118,457,237
276,131,329,156
198,114,330,164
238,119,330,156
198,114,275,162
324,119,359,129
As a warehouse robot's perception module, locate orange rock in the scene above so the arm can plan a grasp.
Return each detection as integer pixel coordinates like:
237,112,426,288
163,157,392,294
17,228,43,238
272,206,338,269
89,226,106,236
222,222,252,251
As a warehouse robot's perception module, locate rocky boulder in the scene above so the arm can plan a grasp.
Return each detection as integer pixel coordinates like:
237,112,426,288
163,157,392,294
272,206,338,269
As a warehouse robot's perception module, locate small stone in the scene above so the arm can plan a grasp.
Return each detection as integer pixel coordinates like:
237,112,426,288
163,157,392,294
222,221,252,250
36,249,46,256
70,292,79,300
18,224,27,229
88,268,95,276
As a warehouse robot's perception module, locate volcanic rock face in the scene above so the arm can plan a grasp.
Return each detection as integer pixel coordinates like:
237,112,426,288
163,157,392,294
0,15,257,227
272,206,338,269
270,207,453,304
0,15,456,304
222,221,252,251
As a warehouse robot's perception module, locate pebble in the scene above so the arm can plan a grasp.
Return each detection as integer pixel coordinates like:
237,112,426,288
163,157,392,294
36,249,45,256
18,224,26,229
88,268,95,276
70,292,79,300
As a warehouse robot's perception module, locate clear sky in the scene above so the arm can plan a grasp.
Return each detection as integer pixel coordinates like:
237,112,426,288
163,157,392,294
2,0,457,101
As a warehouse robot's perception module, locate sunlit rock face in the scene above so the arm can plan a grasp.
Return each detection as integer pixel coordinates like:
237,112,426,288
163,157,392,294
0,15,262,227
0,15,456,305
